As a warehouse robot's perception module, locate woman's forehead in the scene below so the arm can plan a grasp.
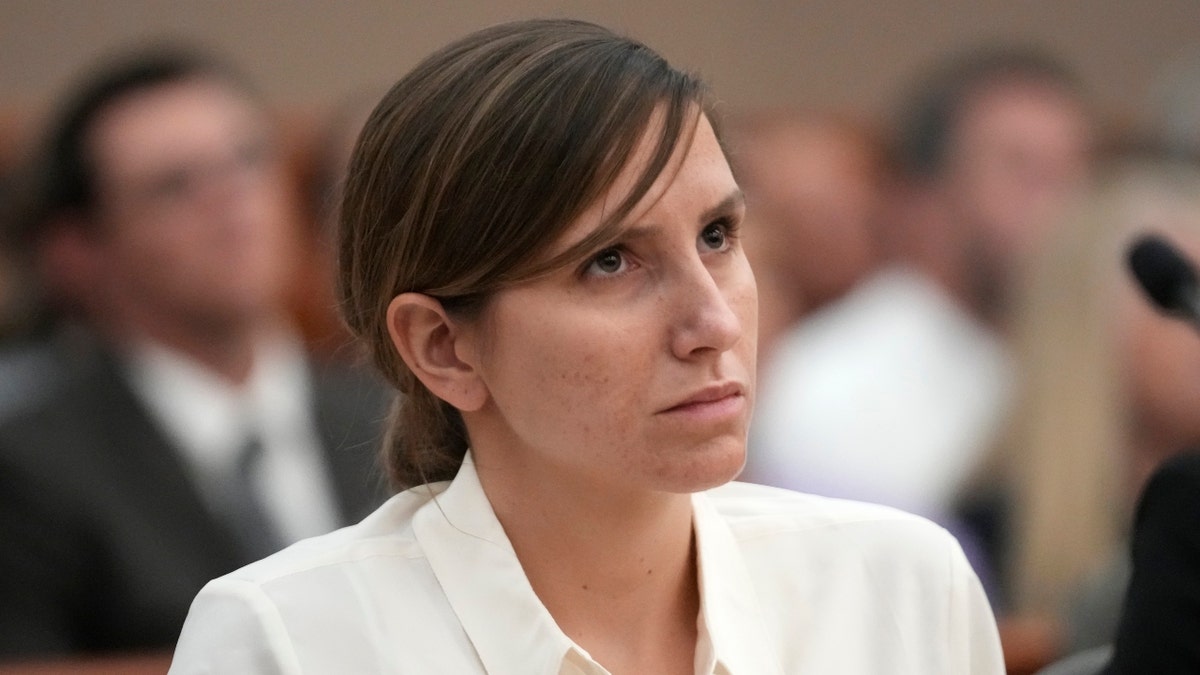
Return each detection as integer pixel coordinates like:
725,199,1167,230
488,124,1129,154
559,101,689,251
546,111,719,259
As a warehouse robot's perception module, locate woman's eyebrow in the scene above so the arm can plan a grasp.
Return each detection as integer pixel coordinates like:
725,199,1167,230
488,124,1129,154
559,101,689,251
618,188,747,241
699,189,746,224
572,187,748,258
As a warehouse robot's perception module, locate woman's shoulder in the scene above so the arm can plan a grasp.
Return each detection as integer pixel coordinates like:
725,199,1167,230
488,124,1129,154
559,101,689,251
705,480,944,527
214,482,449,590
171,483,468,672
702,480,962,564
696,482,1003,672
171,482,487,673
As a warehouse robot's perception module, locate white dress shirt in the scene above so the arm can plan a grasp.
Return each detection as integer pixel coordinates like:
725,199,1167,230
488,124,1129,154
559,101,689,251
124,336,341,543
749,267,1013,521
169,453,1004,674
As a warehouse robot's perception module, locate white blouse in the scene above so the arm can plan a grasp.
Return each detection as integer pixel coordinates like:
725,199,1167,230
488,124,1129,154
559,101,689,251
169,455,1005,674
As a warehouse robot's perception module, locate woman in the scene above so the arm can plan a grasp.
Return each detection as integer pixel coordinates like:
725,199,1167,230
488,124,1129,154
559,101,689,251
170,19,1003,673
1000,156,1200,650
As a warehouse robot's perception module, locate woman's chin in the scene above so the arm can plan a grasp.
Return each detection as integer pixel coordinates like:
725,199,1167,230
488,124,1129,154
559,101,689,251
654,441,747,494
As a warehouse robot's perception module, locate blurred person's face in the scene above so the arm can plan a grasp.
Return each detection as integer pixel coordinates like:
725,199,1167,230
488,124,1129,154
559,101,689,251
455,114,757,497
741,124,879,307
942,80,1092,276
82,77,295,333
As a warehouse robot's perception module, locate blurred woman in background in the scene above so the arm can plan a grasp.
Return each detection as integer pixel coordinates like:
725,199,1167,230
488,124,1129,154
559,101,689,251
1000,154,1200,653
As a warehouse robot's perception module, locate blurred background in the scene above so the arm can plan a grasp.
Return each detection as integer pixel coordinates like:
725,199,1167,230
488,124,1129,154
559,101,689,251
1,2,1199,674
2,1,1199,144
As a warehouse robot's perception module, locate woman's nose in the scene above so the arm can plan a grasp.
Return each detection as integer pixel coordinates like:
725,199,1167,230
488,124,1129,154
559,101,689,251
668,261,743,360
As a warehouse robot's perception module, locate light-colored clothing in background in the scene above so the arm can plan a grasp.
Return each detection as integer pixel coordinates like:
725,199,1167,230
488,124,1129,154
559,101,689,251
750,267,1013,521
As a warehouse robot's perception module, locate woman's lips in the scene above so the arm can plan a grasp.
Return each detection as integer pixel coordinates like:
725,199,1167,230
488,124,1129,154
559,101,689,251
658,382,746,421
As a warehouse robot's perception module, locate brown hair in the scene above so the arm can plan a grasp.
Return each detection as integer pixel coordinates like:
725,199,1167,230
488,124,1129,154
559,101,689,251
894,46,1085,178
338,19,711,489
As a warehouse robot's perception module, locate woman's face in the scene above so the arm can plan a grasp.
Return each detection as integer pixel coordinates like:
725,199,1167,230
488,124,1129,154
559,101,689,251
460,113,757,496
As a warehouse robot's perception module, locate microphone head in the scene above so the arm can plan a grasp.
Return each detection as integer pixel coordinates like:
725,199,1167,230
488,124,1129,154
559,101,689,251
1127,233,1200,316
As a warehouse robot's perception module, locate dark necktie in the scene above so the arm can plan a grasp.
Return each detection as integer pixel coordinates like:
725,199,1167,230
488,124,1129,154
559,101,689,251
220,435,284,561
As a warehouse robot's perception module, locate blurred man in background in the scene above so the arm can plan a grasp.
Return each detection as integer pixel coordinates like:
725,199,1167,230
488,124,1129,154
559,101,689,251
0,48,387,660
890,48,1093,330
748,48,1094,602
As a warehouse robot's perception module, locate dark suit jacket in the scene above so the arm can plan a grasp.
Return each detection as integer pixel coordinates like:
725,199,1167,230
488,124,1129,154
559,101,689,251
1104,451,1200,675
0,341,390,660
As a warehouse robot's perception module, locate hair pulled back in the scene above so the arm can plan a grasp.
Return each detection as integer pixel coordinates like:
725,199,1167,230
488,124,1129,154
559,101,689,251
338,19,710,489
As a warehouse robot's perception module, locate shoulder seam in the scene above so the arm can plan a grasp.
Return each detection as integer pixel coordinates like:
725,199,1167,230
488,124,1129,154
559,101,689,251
208,577,305,675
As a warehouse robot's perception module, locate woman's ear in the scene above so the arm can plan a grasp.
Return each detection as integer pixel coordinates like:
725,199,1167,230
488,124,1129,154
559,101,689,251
386,293,488,412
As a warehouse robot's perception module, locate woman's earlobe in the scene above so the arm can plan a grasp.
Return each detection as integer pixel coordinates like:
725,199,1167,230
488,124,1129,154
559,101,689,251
386,293,488,411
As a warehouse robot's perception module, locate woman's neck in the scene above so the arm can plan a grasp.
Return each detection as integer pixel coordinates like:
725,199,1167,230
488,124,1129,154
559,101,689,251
475,455,700,675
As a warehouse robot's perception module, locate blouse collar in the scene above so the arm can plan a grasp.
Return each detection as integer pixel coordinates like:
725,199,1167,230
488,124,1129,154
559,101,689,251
412,453,782,675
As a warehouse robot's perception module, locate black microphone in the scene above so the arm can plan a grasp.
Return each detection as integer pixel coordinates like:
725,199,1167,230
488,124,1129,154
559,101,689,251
1127,233,1200,327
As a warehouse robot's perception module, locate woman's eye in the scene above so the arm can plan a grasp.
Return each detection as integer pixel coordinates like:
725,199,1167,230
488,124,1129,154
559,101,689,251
700,222,729,251
586,248,627,276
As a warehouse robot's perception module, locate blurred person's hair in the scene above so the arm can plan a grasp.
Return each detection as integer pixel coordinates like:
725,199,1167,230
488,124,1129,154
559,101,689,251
1001,154,1200,617
4,45,263,333
0,159,59,338
21,45,260,241
895,46,1085,179
0,169,26,338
